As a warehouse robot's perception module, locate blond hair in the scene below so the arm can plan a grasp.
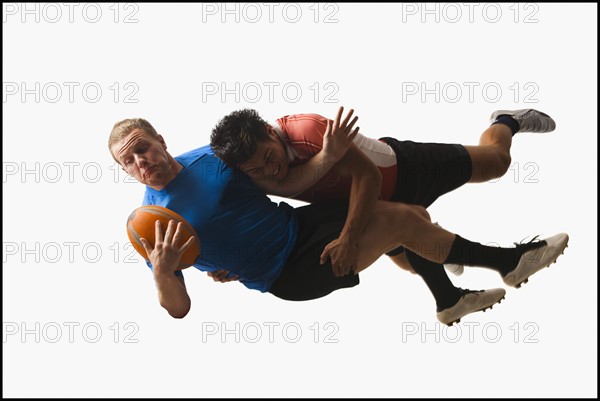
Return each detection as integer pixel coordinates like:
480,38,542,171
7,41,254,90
108,118,158,163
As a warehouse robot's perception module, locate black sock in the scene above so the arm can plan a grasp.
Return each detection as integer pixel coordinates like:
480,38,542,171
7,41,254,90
406,250,462,312
443,235,518,276
492,115,520,136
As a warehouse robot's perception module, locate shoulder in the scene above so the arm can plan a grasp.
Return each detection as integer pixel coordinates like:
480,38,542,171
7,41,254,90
176,144,213,162
176,145,228,170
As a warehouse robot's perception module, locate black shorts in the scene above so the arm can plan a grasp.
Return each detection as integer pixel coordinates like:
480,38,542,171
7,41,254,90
379,138,473,256
380,138,473,207
268,201,359,301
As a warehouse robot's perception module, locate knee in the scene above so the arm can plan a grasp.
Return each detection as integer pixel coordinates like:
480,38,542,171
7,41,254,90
410,205,430,221
497,150,511,176
391,204,420,225
486,147,511,179
390,204,427,239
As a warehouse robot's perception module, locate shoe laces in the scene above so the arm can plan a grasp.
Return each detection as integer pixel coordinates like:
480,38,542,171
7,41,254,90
458,288,483,295
513,235,541,247
519,109,536,122
514,235,547,259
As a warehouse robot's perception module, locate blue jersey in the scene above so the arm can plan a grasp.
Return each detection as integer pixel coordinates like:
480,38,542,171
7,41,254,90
142,145,298,292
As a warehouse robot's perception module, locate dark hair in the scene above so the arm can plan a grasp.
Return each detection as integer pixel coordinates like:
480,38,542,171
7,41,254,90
210,109,270,166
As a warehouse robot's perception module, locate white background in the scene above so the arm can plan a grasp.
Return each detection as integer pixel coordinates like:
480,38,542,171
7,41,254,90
3,2,597,397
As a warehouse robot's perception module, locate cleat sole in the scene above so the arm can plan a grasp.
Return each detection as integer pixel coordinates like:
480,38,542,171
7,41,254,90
510,234,569,288
439,291,505,326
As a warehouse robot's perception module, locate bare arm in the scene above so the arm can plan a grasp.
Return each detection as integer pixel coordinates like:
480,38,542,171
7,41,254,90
141,220,196,319
254,151,336,197
320,144,383,276
154,272,190,319
336,145,383,246
255,107,359,197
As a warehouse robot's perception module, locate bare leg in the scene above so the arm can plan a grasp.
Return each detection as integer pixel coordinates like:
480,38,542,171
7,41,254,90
355,202,455,273
464,123,512,183
358,201,514,325
389,253,416,274
388,204,434,274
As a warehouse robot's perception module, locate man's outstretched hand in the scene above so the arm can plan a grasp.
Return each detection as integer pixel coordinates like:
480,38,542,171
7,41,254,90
322,106,360,164
207,269,240,283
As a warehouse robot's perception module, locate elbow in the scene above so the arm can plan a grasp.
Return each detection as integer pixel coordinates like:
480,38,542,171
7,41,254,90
162,300,191,319
169,309,189,319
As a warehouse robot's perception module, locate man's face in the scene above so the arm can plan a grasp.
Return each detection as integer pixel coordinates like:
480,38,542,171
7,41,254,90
111,128,174,188
239,125,289,181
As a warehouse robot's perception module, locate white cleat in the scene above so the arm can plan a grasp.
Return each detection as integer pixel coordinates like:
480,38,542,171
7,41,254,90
437,288,506,326
490,109,556,134
503,233,569,288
